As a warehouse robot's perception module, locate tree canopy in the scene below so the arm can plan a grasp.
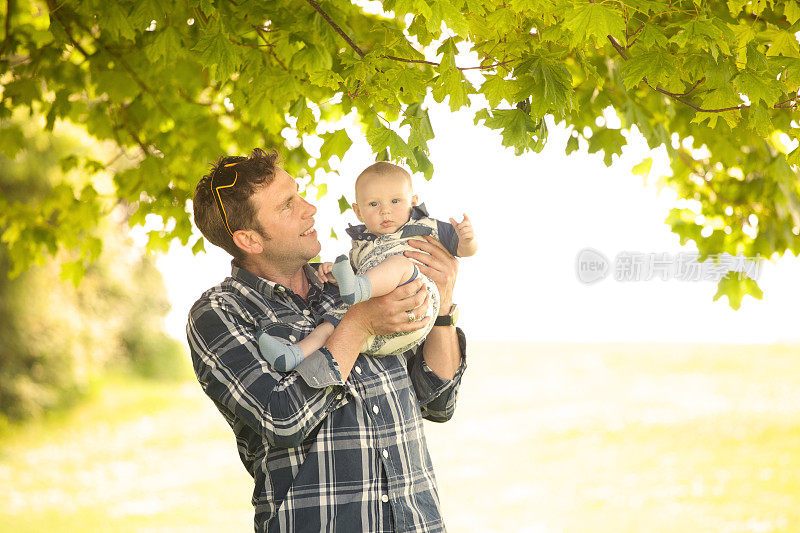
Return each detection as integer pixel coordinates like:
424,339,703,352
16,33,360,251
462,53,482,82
2,0,800,308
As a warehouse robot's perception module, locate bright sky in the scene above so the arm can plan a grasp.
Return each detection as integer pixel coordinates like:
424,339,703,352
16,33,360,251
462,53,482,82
153,99,800,345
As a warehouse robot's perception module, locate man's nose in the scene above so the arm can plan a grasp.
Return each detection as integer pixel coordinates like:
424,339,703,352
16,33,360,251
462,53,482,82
301,197,317,217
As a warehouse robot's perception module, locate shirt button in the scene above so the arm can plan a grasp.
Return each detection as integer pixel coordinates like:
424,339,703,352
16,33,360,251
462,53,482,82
381,495,389,503
289,335,296,342
336,394,343,400
382,449,389,458
372,405,379,414
355,366,362,374
303,309,311,315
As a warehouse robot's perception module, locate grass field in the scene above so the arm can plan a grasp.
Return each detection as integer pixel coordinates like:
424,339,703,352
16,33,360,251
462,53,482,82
2,342,799,532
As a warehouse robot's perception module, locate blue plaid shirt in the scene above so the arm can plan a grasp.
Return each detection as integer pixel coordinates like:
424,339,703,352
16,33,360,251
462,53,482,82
186,261,467,532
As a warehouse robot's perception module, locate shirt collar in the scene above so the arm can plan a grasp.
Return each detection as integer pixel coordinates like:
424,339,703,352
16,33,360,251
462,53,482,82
231,260,323,300
345,203,430,241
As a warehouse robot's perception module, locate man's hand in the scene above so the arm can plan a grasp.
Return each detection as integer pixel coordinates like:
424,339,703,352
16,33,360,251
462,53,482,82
404,235,459,314
347,278,431,336
450,214,477,257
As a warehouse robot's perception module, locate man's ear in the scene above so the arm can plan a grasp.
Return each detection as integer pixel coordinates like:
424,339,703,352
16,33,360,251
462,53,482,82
351,203,363,222
232,229,264,255
411,194,419,206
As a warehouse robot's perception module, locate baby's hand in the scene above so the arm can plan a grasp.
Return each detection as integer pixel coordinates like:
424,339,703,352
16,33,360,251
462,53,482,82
318,262,338,285
450,214,478,257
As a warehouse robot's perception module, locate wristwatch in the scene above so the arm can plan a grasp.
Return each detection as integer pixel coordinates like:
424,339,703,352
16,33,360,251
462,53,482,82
434,304,459,326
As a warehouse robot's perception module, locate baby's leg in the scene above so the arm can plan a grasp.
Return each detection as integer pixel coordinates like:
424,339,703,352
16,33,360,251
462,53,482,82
333,254,416,305
258,322,335,372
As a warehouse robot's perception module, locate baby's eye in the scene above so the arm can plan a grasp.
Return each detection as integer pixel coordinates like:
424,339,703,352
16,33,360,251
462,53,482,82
391,199,399,204
369,201,378,207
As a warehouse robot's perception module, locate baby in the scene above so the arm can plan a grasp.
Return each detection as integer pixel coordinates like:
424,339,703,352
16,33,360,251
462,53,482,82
257,161,477,371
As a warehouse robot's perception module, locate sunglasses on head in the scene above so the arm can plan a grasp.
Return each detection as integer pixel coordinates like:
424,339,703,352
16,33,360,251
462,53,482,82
211,157,247,238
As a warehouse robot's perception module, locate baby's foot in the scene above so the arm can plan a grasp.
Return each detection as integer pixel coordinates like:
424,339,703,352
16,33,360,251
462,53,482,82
332,255,372,305
257,332,304,372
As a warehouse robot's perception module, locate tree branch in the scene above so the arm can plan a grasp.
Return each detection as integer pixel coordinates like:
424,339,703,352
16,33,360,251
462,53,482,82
46,0,91,59
607,35,794,113
305,0,364,57
305,0,515,72
255,26,291,73
1,0,14,57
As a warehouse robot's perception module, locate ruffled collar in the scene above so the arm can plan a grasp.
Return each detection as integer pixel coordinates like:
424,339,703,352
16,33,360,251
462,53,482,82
345,203,429,241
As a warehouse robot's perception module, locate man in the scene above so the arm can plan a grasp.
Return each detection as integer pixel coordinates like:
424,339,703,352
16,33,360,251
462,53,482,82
186,148,467,532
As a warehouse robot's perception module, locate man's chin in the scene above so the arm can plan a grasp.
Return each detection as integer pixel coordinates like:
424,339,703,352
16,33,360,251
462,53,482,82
305,239,322,259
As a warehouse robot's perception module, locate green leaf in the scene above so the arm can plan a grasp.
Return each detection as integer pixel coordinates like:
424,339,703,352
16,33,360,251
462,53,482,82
338,195,350,213
481,74,514,108
402,104,435,152
478,109,541,156
763,29,800,58
131,0,165,29
145,25,184,64
432,68,473,111
94,69,140,102
632,156,653,177
319,129,352,163
621,51,676,90
587,128,626,167
292,43,333,72
60,260,86,287
788,146,800,167
410,147,434,180
734,71,783,106
290,99,316,134
785,2,800,24
634,24,669,49
309,70,344,90
192,22,242,79
566,134,579,155
713,272,763,310
316,183,328,200
100,4,136,41
192,238,205,254
514,56,574,117
432,38,473,111
747,102,773,137
562,2,625,47
366,125,416,161
0,124,25,158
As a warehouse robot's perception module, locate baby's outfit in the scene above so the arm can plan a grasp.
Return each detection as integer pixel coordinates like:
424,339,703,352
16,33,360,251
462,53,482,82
335,204,459,356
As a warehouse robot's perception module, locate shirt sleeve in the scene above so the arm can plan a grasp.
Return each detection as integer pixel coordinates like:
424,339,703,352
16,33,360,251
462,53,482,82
186,294,345,449
406,327,467,423
435,218,460,257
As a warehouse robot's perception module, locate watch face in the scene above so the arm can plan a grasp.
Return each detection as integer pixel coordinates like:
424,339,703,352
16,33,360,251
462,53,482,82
451,305,459,325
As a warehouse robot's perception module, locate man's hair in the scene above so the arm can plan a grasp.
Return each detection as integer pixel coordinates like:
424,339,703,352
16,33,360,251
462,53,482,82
193,148,280,259
354,161,412,201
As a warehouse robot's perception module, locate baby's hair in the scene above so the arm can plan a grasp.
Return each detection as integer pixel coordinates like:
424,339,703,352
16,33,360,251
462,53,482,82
355,162,412,195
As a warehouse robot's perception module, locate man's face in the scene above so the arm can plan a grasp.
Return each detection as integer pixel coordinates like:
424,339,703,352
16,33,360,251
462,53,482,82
353,172,417,235
251,168,320,264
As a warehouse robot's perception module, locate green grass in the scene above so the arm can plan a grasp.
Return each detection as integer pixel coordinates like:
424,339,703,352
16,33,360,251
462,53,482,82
2,343,800,532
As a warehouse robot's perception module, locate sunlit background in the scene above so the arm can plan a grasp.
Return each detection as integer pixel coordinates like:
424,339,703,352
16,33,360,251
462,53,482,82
4,74,800,533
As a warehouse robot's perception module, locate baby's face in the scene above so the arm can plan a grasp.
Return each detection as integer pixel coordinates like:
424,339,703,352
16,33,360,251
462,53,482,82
353,172,417,235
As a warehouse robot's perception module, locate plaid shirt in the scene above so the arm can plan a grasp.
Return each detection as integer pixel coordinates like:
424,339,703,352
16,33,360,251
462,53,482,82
186,261,467,532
